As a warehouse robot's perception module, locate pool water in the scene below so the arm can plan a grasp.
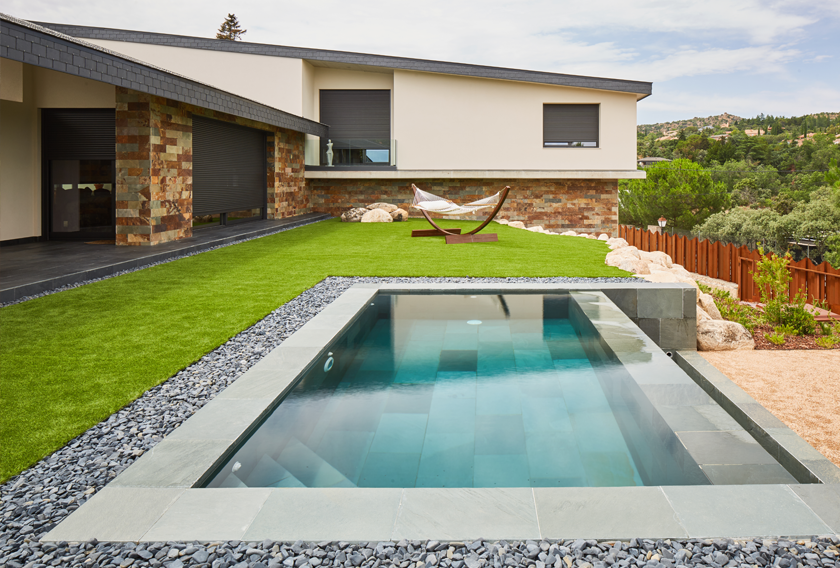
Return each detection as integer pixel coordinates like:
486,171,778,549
205,294,712,488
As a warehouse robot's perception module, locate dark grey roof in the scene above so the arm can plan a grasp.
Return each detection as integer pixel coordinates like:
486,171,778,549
0,13,327,136
35,22,653,98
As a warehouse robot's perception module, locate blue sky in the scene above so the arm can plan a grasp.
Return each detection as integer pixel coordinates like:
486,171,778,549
7,0,840,124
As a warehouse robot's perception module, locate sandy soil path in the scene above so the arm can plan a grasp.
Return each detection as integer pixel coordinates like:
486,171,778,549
700,351,840,468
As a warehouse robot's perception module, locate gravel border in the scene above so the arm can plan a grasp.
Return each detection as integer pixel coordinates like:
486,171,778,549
9,276,836,567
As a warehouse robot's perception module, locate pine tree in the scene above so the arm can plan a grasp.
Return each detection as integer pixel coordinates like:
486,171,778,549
216,14,247,41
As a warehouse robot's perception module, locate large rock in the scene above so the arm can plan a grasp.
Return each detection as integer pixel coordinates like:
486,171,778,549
367,202,398,213
607,237,628,249
598,233,610,241
390,208,408,221
697,320,755,351
496,219,510,225
360,208,393,223
527,226,545,233
640,250,673,268
640,271,681,283
618,259,651,274
561,230,578,236
340,207,368,222
697,306,712,322
605,247,641,267
697,292,723,320
508,221,526,229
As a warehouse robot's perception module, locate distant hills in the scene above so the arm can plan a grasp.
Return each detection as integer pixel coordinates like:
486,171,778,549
639,112,839,135
638,113,742,134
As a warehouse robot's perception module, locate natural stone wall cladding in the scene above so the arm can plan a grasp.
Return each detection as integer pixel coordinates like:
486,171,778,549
116,87,308,246
309,179,619,234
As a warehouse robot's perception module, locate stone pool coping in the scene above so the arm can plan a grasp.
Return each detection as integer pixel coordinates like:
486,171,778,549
43,283,840,543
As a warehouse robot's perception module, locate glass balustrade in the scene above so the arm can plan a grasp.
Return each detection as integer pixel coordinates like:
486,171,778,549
305,138,396,168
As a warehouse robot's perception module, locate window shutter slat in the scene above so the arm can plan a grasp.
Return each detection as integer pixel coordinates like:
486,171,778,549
543,104,599,147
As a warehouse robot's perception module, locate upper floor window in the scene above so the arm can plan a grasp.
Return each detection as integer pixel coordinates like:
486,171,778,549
543,104,599,148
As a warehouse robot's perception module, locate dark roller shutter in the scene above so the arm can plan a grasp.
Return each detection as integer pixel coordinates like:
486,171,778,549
42,109,116,160
319,90,390,144
192,116,266,217
543,104,599,147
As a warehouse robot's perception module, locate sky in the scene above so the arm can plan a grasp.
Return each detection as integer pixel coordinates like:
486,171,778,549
5,0,840,124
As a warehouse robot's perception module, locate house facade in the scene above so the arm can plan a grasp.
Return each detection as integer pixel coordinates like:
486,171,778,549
0,13,651,246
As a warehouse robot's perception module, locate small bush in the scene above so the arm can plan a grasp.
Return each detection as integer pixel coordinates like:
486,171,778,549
765,331,786,345
816,335,838,348
711,288,760,333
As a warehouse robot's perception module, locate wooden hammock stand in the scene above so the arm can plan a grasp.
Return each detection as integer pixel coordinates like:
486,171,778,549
410,184,511,244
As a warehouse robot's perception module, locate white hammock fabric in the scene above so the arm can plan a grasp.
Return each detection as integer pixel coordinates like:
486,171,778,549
411,187,501,216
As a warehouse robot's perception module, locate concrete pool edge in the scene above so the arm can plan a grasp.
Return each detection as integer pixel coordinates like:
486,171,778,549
673,351,840,485
42,283,840,543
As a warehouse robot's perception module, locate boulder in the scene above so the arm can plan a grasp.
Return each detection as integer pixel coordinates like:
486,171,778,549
697,320,755,351
618,258,651,274
586,234,598,239
367,202,398,213
527,226,544,233
640,271,681,283
561,231,578,236
576,234,590,238
508,221,526,229
697,306,712,322
496,219,510,225
340,207,368,223
598,234,610,241
697,292,723,320
605,247,641,266
360,208,393,223
390,208,408,221
640,250,673,268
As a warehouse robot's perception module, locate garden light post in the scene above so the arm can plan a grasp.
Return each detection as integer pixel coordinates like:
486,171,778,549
658,216,667,235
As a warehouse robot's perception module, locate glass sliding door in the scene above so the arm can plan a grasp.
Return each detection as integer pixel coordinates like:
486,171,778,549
49,159,115,239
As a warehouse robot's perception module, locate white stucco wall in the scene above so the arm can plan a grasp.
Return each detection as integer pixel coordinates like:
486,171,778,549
0,62,118,241
86,39,304,115
392,70,639,171
1,61,39,241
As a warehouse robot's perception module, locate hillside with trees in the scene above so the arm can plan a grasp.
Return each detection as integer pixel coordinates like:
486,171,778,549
623,111,840,265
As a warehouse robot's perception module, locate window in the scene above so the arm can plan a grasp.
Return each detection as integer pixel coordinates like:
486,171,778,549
543,104,599,147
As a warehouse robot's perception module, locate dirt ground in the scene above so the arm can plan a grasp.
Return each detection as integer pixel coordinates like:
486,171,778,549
700,351,840,468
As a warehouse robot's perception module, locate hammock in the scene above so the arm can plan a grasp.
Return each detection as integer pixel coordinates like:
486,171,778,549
411,187,502,216
409,184,511,244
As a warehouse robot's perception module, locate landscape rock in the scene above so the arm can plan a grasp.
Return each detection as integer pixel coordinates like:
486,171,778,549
640,271,681,283
561,231,578,236
640,250,673,268
618,259,651,274
586,234,598,239
340,207,368,223
598,234,609,241
527,226,545,233
367,202,398,213
697,320,755,351
697,306,712,322
508,221,526,229
390,209,408,222
496,219,510,225
698,292,723,320
361,208,393,223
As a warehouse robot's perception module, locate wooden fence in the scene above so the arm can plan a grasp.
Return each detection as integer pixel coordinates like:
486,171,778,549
618,225,840,313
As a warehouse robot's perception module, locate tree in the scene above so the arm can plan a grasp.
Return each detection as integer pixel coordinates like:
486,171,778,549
216,14,247,41
619,159,730,231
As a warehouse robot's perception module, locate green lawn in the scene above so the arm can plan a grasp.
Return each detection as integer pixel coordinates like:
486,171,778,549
0,218,628,482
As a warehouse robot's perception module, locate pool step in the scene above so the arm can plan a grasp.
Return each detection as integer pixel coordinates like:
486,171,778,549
218,472,247,488
246,454,306,488
276,438,356,488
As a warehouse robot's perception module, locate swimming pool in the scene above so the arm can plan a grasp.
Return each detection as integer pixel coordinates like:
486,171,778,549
203,292,790,489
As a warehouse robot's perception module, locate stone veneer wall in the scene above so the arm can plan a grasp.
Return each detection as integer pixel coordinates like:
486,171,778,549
308,178,619,234
115,87,307,246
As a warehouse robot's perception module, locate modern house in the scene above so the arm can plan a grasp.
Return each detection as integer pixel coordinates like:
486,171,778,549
0,13,651,246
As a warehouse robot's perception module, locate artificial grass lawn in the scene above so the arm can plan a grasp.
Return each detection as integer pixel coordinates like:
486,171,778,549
0,218,629,481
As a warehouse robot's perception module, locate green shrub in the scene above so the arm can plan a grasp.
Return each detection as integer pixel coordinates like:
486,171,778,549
752,249,792,326
711,288,760,334
816,335,838,348
765,331,786,345
780,299,816,335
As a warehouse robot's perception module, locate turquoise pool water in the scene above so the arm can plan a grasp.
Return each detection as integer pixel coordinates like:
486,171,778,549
205,293,710,488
